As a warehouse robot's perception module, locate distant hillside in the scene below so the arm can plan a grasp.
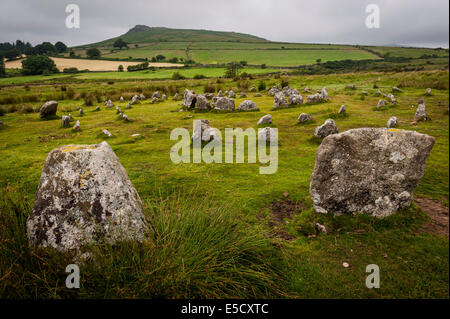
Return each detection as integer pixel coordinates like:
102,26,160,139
83,26,268,47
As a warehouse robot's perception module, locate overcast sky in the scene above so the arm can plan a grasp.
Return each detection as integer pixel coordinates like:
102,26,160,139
0,0,448,48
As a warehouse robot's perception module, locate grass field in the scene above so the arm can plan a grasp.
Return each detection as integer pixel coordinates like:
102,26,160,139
0,69,448,298
0,67,279,85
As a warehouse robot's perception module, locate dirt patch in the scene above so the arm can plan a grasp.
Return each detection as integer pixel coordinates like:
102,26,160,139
265,199,304,240
415,197,449,238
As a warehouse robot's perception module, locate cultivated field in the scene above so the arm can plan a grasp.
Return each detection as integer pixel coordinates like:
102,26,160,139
5,57,182,72
0,69,448,298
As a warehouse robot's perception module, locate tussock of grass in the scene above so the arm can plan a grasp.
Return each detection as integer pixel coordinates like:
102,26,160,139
0,188,291,298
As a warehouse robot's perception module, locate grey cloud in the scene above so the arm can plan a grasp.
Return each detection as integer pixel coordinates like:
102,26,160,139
0,0,448,48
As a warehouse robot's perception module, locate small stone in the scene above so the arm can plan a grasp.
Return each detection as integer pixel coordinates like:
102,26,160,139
314,119,338,138
298,113,312,124
102,129,112,137
73,120,80,131
257,114,272,125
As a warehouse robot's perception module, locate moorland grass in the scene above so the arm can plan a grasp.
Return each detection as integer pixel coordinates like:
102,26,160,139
0,69,448,298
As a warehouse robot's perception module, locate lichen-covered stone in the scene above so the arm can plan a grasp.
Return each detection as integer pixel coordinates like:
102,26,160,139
273,92,287,108
338,105,346,114
310,128,435,217
195,94,211,111
314,119,338,138
212,97,235,111
288,94,303,106
183,89,197,108
415,102,427,122
27,141,147,251
237,100,259,111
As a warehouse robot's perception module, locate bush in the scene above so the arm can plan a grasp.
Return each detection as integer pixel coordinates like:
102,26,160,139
127,62,148,72
86,48,101,59
172,72,186,80
118,65,124,72
63,67,79,74
21,55,58,75
84,93,94,106
193,74,206,79
204,83,216,93
258,81,266,91
280,78,289,88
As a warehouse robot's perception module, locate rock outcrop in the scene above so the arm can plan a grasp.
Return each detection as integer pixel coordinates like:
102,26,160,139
310,128,435,217
27,141,148,251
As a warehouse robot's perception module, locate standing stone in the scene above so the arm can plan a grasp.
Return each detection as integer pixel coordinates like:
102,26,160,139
414,102,427,122
237,100,259,111
387,116,398,128
217,90,224,97
249,86,257,92
426,88,432,96
152,92,161,99
321,88,329,101
195,95,211,111
392,86,402,93
338,105,346,114
173,93,180,100
273,92,288,108
257,114,272,125
377,99,386,108
78,108,84,116
239,92,247,98
268,85,281,96
346,84,356,90
105,100,114,108
310,128,435,217
183,89,197,108
258,127,277,142
228,90,236,98
62,115,71,127
26,141,147,251
140,94,146,100
306,93,323,103
95,106,100,111
39,101,58,119
298,113,313,124
192,120,221,142
120,96,124,102
387,93,396,105
161,94,167,100
254,93,262,97
205,93,214,100
102,129,112,137
212,97,235,111
73,120,80,131
131,95,139,105
314,119,338,138
289,94,303,106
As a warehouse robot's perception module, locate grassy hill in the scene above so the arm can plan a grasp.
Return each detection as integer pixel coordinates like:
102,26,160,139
84,26,268,47
71,26,448,68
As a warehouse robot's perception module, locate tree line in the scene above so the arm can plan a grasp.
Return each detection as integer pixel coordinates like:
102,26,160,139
0,40,68,61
